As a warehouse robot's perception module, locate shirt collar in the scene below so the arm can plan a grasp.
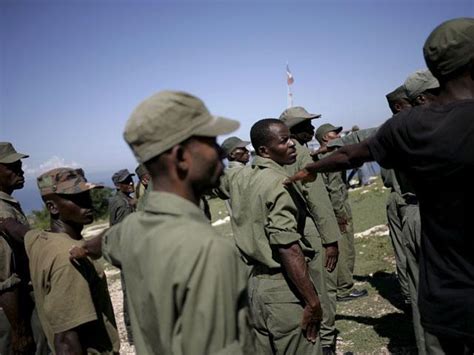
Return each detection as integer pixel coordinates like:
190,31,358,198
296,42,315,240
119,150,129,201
143,191,209,222
0,191,20,205
228,161,246,169
251,156,290,177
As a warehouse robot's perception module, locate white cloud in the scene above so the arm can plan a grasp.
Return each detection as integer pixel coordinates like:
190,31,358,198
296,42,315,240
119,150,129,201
23,156,81,177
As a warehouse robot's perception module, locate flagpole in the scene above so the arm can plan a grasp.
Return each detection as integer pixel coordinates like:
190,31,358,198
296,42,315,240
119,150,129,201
286,62,294,108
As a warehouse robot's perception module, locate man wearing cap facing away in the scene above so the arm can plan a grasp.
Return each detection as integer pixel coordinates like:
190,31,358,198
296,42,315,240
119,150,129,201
218,118,323,354
109,169,136,226
69,91,252,354
279,107,341,355
1,167,120,354
0,142,49,355
314,124,367,303
287,17,474,354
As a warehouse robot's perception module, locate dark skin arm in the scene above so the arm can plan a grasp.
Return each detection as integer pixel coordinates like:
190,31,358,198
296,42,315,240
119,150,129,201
69,232,105,261
54,330,83,355
0,288,35,354
279,241,322,343
285,141,373,186
323,242,338,272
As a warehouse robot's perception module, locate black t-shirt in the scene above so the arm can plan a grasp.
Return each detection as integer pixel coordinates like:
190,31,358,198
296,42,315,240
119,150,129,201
368,100,474,339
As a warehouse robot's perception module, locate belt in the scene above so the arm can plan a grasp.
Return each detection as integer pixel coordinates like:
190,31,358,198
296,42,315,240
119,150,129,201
251,264,285,279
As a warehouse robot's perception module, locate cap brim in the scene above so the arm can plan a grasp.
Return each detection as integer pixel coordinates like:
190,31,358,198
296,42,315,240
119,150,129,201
80,182,104,192
234,141,251,149
0,153,29,164
194,116,240,137
286,114,321,129
334,126,343,133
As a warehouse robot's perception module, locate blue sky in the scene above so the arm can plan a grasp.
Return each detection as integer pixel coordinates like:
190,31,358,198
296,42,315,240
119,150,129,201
1,0,472,182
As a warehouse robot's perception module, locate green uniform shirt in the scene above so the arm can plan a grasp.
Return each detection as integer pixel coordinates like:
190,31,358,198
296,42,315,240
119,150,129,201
285,140,341,245
108,191,135,226
0,191,28,291
102,191,250,355
318,152,352,223
25,230,119,354
219,156,315,268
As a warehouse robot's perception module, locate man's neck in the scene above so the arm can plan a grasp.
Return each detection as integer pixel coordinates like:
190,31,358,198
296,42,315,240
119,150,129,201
50,219,83,240
438,75,474,105
152,177,202,207
0,187,13,196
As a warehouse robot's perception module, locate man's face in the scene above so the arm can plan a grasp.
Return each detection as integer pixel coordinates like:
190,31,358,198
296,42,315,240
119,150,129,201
0,160,25,192
261,123,297,165
186,136,224,190
324,130,341,142
116,176,135,194
53,191,95,226
290,120,315,144
393,98,412,113
230,147,250,164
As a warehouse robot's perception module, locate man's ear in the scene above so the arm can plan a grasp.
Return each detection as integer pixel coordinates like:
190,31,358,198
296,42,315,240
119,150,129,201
258,145,269,158
45,199,59,216
171,144,189,173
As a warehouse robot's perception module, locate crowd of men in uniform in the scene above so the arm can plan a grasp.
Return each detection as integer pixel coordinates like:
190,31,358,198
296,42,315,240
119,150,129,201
0,17,473,355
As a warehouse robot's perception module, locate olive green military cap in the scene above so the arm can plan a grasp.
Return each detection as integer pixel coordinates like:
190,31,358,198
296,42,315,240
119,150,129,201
221,136,250,156
124,91,240,163
111,169,134,184
135,164,149,179
279,106,321,129
315,123,343,144
37,167,103,196
403,69,440,100
424,17,474,77
0,142,29,164
385,85,409,104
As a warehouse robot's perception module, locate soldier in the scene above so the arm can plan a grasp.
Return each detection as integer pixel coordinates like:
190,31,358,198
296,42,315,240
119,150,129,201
286,17,474,354
315,124,368,302
109,169,136,226
0,142,35,354
70,91,251,354
279,107,341,355
220,136,251,217
1,167,120,354
221,136,251,167
134,164,149,201
0,142,49,355
219,118,323,354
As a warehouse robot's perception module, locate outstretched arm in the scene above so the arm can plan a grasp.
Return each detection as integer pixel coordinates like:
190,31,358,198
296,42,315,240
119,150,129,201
285,140,373,185
69,231,106,261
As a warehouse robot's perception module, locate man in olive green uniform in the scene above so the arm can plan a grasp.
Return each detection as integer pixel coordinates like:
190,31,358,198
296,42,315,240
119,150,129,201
134,164,150,211
219,118,323,354
109,169,136,226
108,168,136,342
1,167,120,354
279,107,341,355
70,91,251,354
220,136,251,217
0,142,49,355
315,124,368,302
398,69,440,355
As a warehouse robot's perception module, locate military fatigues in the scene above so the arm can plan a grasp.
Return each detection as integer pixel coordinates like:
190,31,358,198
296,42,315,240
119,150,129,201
285,140,341,349
108,189,135,341
219,156,322,354
25,230,119,354
380,169,410,301
102,191,250,354
108,191,135,226
318,153,356,298
0,192,49,355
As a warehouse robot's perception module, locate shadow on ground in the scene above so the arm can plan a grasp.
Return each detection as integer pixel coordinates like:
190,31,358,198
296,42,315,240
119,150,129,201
354,271,409,312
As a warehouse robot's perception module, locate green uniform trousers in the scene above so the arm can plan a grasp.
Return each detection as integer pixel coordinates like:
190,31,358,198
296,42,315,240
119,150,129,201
306,235,337,349
335,221,355,297
386,191,410,300
248,271,322,355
